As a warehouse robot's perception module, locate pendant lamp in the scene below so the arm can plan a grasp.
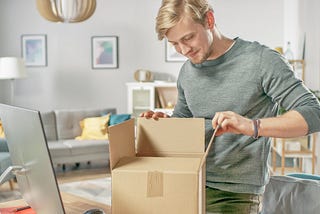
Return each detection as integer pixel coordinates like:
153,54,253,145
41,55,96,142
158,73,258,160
36,0,96,23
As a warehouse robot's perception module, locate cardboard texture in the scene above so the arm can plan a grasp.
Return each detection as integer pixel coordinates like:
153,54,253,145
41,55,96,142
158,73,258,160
108,118,206,214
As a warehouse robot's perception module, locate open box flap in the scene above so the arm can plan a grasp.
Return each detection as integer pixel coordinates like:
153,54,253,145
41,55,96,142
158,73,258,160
108,118,136,170
136,118,204,156
114,156,202,172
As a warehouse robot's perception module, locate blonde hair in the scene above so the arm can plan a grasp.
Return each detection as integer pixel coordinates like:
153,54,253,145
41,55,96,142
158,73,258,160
155,0,212,40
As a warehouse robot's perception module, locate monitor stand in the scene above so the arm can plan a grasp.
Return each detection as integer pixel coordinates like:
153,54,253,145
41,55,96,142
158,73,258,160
0,165,24,184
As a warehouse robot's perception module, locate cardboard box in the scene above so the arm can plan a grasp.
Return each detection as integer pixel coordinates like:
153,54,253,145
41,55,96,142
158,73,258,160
108,118,205,214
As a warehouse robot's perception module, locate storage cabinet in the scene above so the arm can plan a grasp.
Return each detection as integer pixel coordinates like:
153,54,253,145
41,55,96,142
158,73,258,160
126,82,177,117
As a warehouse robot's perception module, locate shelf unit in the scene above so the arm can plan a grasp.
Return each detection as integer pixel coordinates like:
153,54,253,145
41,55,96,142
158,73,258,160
126,82,177,118
271,134,317,175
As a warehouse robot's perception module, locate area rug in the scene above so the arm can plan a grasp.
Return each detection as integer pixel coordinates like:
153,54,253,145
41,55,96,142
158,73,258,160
58,177,111,206
0,190,22,203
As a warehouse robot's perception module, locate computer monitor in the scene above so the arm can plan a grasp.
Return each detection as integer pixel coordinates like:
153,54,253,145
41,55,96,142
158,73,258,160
0,104,65,214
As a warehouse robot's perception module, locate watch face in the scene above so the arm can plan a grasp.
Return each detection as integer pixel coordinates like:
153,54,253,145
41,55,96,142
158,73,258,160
134,69,152,82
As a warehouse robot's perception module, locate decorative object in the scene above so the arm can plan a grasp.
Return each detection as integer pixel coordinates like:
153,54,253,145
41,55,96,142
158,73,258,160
134,69,153,82
165,39,187,62
0,57,27,104
21,34,47,67
91,36,119,69
36,0,96,23
289,59,304,80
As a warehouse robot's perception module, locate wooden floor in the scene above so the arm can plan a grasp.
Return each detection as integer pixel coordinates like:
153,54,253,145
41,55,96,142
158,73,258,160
56,161,111,184
0,160,111,194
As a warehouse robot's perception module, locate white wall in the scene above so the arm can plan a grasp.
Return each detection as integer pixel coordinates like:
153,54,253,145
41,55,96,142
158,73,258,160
0,0,284,112
213,0,284,48
298,0,320,90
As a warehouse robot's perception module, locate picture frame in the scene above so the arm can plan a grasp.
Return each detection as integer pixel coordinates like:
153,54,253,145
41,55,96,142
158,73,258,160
91,36,119,69
165,39,187,62
21,34,47,67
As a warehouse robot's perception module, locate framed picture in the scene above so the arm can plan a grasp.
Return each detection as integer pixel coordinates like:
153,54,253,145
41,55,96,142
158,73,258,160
21,34,47,67
165,39,187,62
91,36,119,69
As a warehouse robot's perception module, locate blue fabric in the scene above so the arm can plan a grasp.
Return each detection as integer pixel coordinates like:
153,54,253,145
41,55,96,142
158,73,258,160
0,138,9,152
287,173,320,181
109,114,131,126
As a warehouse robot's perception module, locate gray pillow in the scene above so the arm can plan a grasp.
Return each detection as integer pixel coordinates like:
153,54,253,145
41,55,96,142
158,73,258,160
262,175,320,214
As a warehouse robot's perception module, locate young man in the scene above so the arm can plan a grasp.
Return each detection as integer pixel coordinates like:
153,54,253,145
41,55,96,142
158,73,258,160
141,0,320,213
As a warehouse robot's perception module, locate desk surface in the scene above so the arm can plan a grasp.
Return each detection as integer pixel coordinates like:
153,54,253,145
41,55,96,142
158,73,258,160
0,192,111,214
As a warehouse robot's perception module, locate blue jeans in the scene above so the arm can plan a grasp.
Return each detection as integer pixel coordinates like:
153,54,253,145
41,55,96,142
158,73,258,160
206,187,261,214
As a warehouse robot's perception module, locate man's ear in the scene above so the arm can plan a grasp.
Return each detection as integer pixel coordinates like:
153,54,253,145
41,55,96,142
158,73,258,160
206,10,215,29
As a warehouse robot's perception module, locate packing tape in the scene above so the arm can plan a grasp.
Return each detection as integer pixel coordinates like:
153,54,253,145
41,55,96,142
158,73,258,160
147,171,163,197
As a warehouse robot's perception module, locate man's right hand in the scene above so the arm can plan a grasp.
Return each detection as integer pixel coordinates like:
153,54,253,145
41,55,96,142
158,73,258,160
139,110,170,120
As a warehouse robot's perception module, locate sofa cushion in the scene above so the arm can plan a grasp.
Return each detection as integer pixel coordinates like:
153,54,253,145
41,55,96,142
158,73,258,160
63,139,109,155
75,115,110,140
0,120,5,138
55,108,116,140
47,141,72,158
41,111,58,141
109,114,131,126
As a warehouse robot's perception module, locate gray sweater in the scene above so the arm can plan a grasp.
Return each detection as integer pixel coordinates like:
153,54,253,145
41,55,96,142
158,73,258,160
172,38,320,194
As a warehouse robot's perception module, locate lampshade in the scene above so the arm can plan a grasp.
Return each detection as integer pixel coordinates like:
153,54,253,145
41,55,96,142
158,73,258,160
36,0,97,23
0,57,27,79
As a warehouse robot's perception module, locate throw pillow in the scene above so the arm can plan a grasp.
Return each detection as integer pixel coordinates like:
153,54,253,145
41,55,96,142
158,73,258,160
75,114,110,140
109,114,131,126
0,120,5,138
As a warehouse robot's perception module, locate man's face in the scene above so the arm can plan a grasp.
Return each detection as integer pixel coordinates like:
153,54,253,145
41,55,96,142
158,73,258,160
166,15,214,64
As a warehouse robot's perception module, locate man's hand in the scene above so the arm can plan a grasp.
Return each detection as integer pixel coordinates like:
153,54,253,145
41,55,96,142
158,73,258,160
211,111,253,136
139,110,170,120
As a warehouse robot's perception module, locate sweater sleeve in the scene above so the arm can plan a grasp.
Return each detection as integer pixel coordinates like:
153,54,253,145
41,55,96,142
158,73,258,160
260,49,320,134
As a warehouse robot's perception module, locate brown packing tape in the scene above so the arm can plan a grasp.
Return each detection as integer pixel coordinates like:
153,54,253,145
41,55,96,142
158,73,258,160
147,171,164,197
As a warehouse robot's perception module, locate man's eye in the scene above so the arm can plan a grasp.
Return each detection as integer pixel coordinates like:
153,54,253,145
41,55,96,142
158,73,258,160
170,43,178,48
184,35,193,41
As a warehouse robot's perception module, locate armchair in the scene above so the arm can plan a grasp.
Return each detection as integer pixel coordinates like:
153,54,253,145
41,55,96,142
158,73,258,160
0,138,14,190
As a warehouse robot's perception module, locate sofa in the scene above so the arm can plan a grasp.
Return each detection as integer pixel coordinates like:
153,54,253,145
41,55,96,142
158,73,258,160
262,174,320,214
39,107,117,167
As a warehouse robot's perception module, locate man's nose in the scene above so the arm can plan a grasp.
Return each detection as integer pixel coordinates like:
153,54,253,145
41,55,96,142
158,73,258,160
179,43,191,55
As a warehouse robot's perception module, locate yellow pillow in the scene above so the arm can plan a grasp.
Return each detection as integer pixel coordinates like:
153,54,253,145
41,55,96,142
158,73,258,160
75,114,110,140
0,120,5,138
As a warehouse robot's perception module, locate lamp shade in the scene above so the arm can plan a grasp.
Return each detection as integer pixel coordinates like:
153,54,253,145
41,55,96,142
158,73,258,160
0,57,27,79
36,0,96,23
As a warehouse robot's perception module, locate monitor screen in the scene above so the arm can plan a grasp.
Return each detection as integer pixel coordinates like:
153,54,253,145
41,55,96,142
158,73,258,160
0,104,65,214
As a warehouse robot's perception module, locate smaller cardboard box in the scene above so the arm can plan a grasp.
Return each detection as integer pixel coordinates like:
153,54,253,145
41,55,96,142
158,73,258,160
108,118,205,214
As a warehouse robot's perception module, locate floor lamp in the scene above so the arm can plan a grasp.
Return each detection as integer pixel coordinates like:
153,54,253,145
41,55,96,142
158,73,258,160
0,57,27,105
